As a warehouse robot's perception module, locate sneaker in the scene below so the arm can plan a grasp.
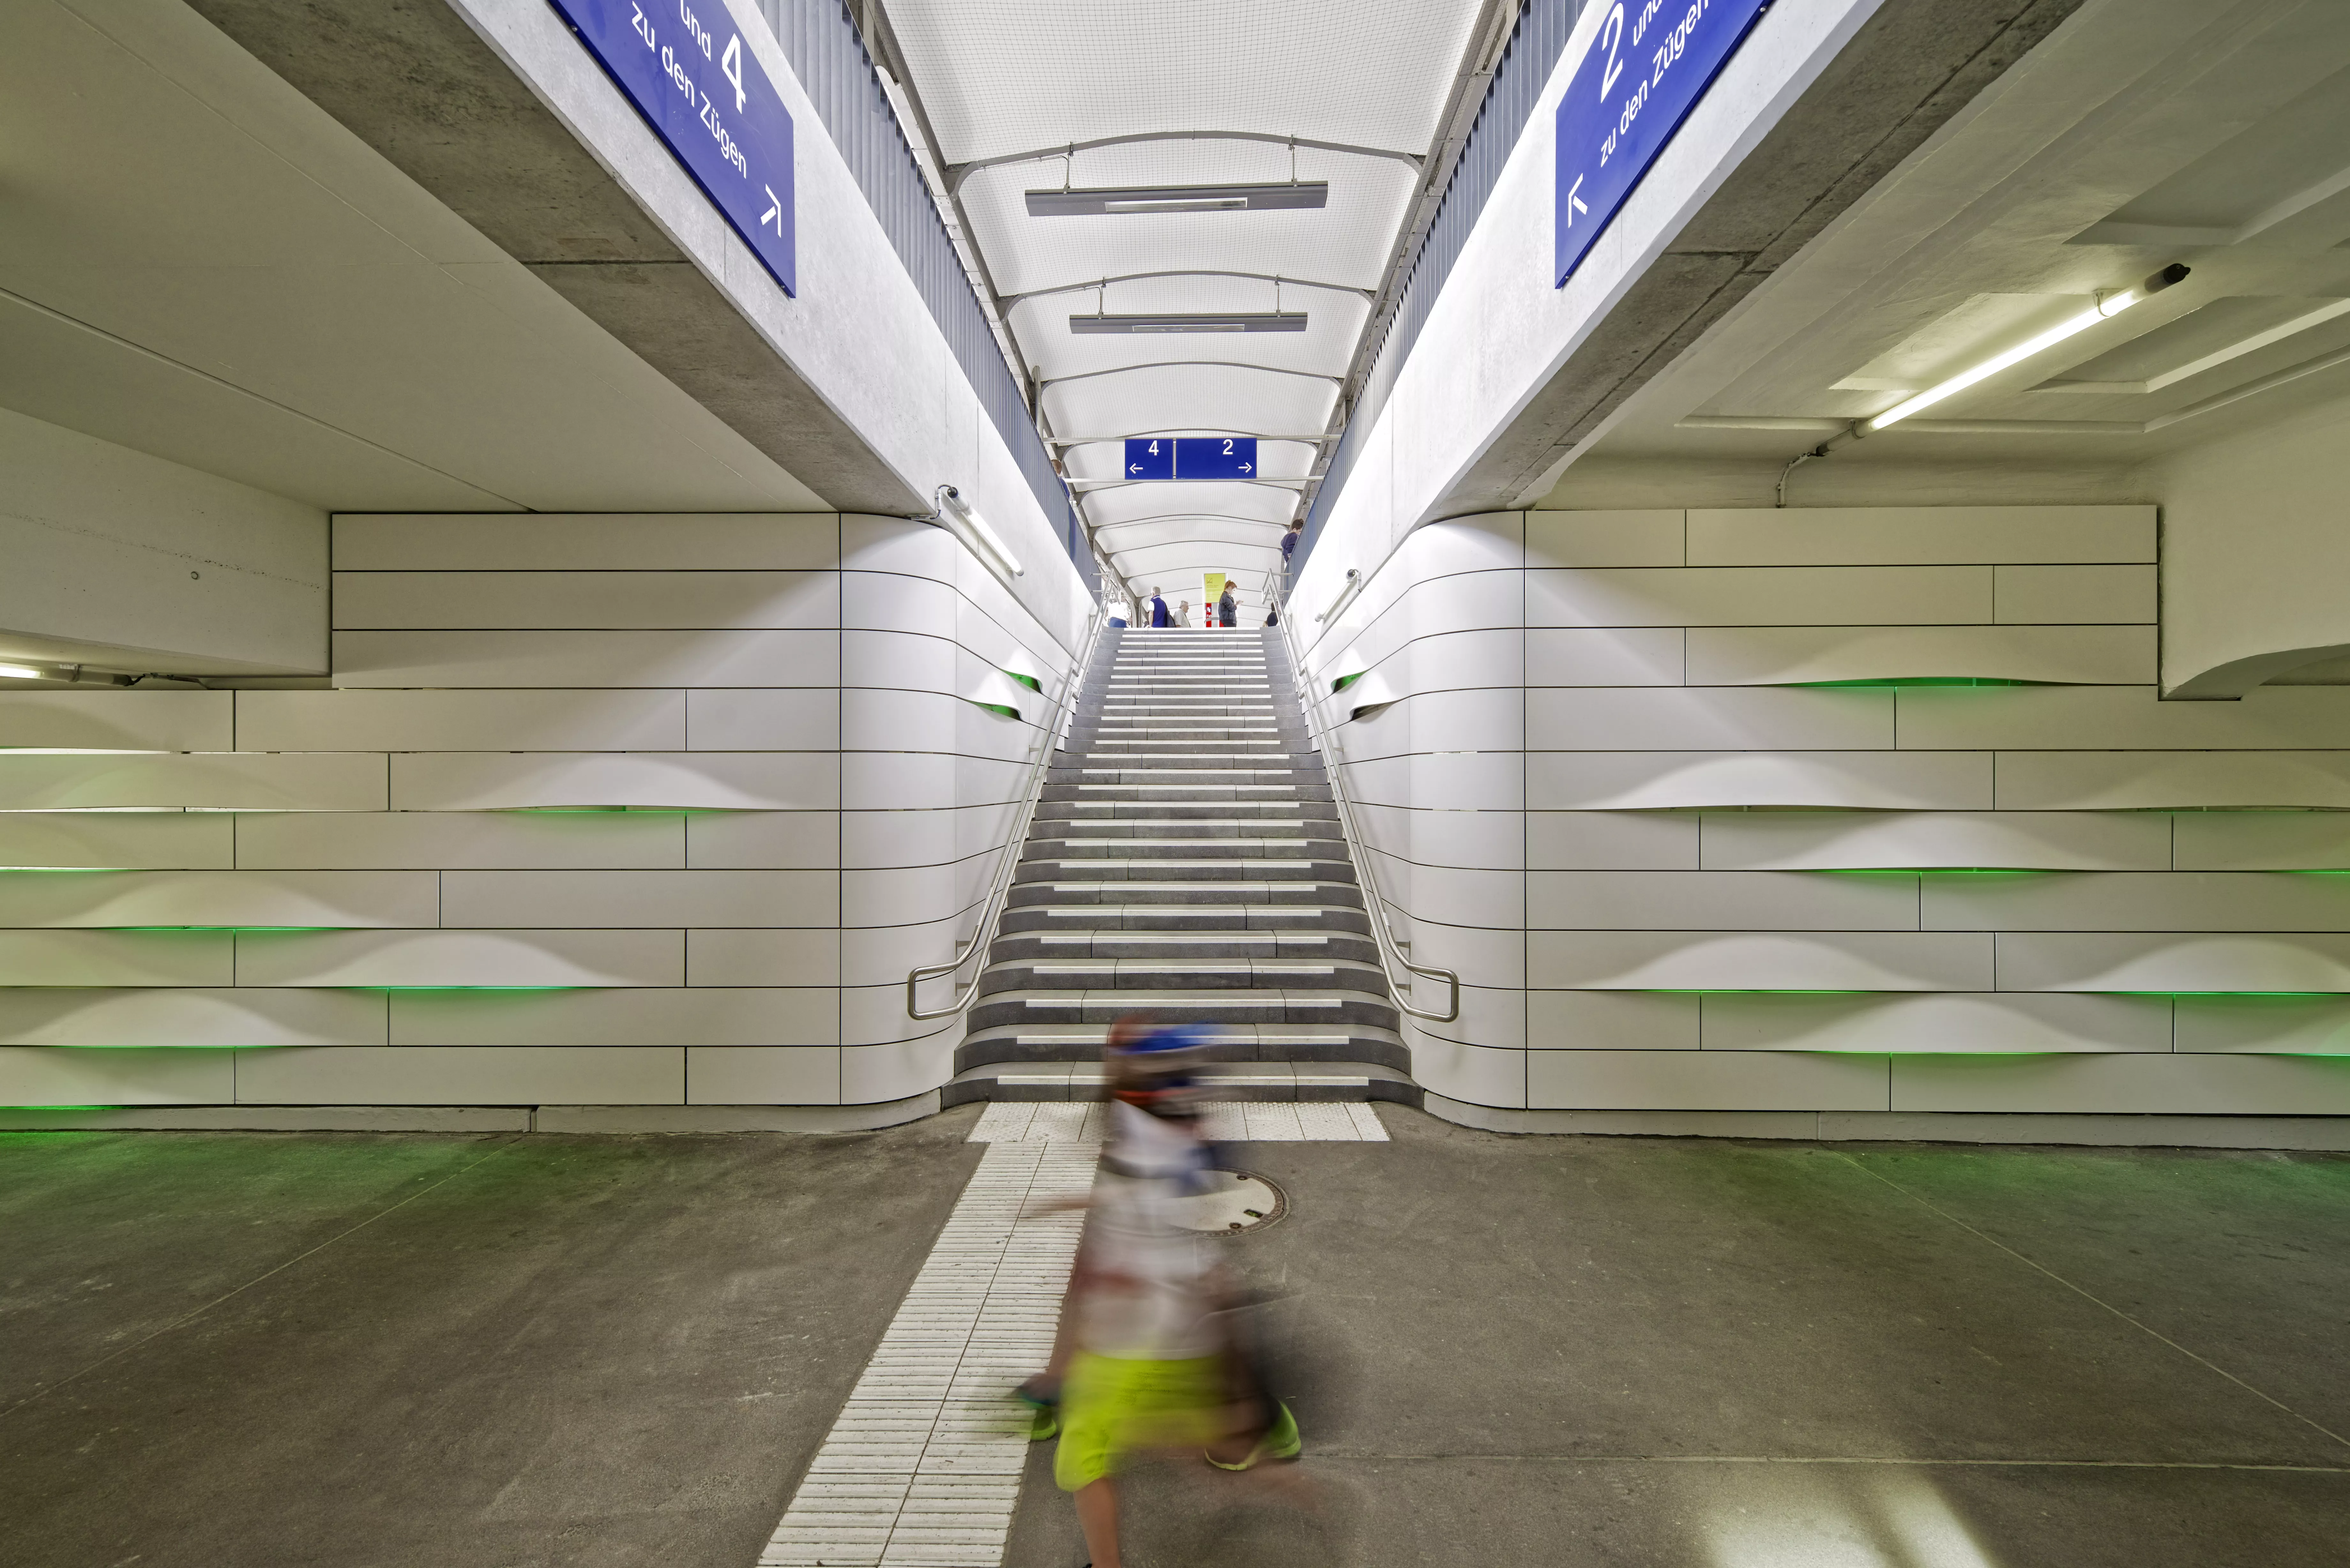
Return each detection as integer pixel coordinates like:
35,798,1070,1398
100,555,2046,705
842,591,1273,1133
1015,1375,1060,1442
1204,1401,1300,1470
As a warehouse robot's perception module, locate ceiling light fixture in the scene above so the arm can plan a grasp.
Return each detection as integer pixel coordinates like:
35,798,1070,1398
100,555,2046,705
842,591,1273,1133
936,486,1023,578
1866,263,2190,432
0,662,45,680
1027,182,1328,217
1768,264,2192,508
1070,313,1308,335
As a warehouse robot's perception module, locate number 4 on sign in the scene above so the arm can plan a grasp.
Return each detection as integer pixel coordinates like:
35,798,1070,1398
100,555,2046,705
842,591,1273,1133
1565,174,1588,227
721,33,747,111
761,186,784,237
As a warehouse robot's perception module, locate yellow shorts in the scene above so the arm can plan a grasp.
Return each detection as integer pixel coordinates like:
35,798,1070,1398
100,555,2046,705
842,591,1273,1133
1052,1351,1224,1491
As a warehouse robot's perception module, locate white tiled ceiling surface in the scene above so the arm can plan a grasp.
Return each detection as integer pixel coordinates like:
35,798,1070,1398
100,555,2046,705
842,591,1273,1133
883,0,1487,604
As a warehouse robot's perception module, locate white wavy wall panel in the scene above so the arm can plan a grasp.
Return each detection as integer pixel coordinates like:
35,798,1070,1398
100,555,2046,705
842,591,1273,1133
0,513,1087,1109
1299,503,2350,1117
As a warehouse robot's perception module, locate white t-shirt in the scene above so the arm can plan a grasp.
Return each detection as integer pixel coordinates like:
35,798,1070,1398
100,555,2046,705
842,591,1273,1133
1074,1104,1218,1360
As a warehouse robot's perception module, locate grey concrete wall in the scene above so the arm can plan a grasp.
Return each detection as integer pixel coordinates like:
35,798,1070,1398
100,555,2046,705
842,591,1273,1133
0,407,326,674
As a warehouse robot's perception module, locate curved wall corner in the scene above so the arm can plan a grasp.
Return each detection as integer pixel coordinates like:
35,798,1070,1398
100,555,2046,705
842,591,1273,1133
2159,391,2350,698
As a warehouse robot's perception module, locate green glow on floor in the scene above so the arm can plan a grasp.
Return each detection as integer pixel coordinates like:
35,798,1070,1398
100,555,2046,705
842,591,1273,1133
1788,677,2041,688
1811,867,2053,876
501,806,693,814
357,985,585,992
2105,990,2340,998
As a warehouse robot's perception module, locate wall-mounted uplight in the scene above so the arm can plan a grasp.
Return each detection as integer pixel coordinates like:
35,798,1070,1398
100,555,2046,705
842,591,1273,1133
1865,263,2190,433
1315,568,1362,624
1069,313,1308,335
1027,182,1328,217
937,486,1023,578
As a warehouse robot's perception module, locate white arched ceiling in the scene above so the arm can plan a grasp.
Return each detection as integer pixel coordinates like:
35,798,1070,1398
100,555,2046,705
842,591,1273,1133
1095,518,1284,554
879,0,1494,596
1083,480,1297,528
1039,365,1336,449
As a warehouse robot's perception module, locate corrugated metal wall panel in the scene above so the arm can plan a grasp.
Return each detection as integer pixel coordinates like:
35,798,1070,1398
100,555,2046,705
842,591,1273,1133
1299,0,1582,574
758,1,1093,592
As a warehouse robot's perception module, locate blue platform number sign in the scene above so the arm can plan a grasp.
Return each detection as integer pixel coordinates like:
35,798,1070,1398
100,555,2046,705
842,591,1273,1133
548,0,797,295
1124,437,1176,480
1554,0,1770,287
1177,437,1257,479
1123,437,1259,480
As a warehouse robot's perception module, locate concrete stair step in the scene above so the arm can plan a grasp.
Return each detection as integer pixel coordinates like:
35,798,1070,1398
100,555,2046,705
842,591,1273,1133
999,902,1372,933
1023,837,1343,859
941,1058,1419,1106
1024,818,1332,838
1012,861,1357,885
1045,785,1330,803
979,955,1391,996
966,987,1400,1031
1053,765,1325,782
957,1021,1406,1072
1008,883,1363,910
1038,802,1336,822
989,929,1379,962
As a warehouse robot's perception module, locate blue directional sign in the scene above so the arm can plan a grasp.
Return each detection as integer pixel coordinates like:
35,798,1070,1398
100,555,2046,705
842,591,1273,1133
1555,0,1771,287
1178,436,1257,479
1122,436,1176,480
1120,436,1260,480
548,0,797,295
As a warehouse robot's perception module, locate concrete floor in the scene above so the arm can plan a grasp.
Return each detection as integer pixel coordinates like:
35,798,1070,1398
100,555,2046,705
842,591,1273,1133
1006,1111,2350,1567
7,1109,2350,1566
0,1117,980,1568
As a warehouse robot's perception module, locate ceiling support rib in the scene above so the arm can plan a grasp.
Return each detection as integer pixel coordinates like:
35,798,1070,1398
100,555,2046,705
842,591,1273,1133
947,131,1423,194
1038,362,1344,389
1004,271,1376,305
1047,430,1333,446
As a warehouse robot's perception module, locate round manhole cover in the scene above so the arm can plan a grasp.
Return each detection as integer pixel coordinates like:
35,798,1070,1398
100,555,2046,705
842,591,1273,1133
1171,1170,1286,1234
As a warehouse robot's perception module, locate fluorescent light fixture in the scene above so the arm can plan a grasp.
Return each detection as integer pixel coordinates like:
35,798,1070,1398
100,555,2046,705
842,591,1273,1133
0,663,45,680
1027,182,1328,217
1866,264,2190,432
1069,313,1308,335
938,486,1023,578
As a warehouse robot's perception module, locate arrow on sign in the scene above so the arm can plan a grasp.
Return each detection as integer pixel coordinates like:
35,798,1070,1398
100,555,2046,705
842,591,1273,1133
1566,174,1588,226
761,186,784,237
1130,463,1144,474
1238,462,1253,473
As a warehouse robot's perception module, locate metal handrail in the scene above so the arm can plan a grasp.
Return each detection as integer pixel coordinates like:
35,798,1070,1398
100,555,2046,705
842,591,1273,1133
906,608,1110,1020
1274,612,1462,1023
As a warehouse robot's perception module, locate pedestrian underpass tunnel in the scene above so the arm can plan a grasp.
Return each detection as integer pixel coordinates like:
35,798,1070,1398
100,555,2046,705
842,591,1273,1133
9,0,2350,1563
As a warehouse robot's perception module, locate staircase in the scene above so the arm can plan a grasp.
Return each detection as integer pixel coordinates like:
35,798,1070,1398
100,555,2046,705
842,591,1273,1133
945,626,1416,1106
